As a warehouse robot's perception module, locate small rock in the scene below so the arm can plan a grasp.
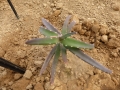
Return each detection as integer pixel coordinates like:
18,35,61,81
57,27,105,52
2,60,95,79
91,24,100,33
56,3,63,9
8,81,14,86
54,84,67,90
0,47,5,57
2,70,7,76
111,3,119,11
43,3,47,7
111,52,118,57
34,61,43,67
30,67,37,73
71,15,79,24
101,35,108,43
23,70,33,79
1,87,6,90
44,82,55,90
35,77,41,82
85,31,91,36
11,78,30,90
53,10,62,16
99,25,107,35
82,18,95,29
74,24,82,31
16,50,26,58
14,73,22,80
26,84,33,90
34,83,44,90
107,38,120,47
109,33,116,38
50,3,55,7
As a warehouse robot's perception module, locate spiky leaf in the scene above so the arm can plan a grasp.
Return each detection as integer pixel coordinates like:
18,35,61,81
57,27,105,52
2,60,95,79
60,44,67,63
60,32,76,40
26,38,59,45
50,44,60,84
62,15,71,35
67,47,112,73
39,26,58,37
40,45,57,75
42,18,60,35
61,38,94,49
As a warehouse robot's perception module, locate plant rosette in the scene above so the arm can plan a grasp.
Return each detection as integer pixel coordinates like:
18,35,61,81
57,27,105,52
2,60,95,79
26,15,112,84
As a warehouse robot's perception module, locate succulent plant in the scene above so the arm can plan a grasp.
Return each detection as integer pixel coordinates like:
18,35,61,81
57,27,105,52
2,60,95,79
26,15,112,84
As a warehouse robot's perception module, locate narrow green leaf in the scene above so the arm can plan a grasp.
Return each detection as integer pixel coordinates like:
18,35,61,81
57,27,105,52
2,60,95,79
40,45,57,75
50,44,60,84
60,32,76,40
67,47,112,74
62,15,71,35
42,18,61,35
60,44,67,63
61,38,94,49
39,26,58,37
26,38,59,45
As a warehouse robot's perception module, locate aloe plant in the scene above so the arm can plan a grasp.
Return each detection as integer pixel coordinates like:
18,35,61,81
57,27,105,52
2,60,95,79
26,15,112,84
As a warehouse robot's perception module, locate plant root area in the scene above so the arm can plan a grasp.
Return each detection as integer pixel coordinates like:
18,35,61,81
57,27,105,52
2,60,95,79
0,0,120,90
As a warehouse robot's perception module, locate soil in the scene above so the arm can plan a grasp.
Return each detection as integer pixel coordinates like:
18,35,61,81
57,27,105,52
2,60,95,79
0,0,120,90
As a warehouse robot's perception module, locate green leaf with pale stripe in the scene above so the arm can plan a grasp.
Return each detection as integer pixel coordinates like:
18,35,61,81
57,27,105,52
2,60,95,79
67,47,112,74
61,38,94,49
42,18,60,35
60,44,67,63
40,45,57,75
26,38,59,45
39,26,58,37
60,32,76,40
62,15,71,35
50,44,60,84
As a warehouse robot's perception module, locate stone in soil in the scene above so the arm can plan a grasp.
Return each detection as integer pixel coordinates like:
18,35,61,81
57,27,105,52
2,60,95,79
34,82,44,90
11,78,30,90
23,70,33,79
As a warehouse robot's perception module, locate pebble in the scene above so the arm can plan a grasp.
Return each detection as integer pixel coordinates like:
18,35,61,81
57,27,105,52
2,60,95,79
91,24,100,33
107,38,120,47
14,73,22,80
111,3,119,11
35,77,41,82
111,52,118,57
26,84,33,90
56,3,63,9
109,33,116,38
101,35,108,43
23,70,33,79
1,87,6,90
71,15,79,24
99,25,107,35
53,10,62,16
16,50,26,58
34,83,44,90
34,61,43,67
8,81,14,86
82,18,95,29
0,47,5,57
43,3,47,7
11,78,30,90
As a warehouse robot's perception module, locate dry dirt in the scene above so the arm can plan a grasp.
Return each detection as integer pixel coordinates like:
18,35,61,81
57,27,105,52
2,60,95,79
0,0,120,90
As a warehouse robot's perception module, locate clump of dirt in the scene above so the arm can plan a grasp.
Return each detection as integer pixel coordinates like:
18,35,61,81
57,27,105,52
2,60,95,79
0,0,120,90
